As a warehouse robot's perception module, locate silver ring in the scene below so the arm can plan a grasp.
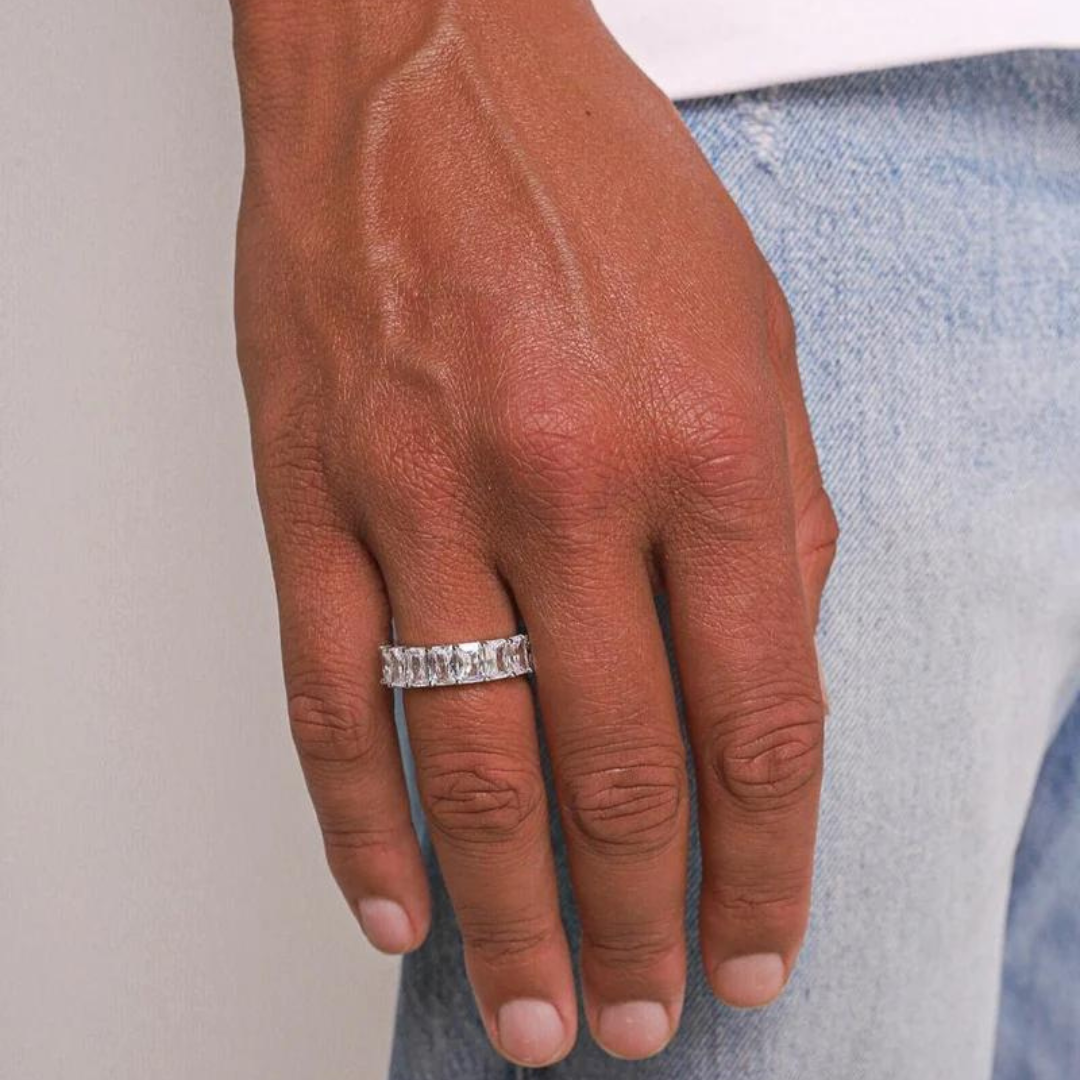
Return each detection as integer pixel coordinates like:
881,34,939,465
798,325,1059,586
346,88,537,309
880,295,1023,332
380,633,533,689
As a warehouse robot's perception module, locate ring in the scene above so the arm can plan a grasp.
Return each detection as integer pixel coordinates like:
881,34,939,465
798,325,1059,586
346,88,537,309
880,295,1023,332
380,633,534,689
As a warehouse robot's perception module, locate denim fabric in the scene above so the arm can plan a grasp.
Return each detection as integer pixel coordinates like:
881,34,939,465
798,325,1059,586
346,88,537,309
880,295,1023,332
993,696,1080,1080
390,51,1080,1079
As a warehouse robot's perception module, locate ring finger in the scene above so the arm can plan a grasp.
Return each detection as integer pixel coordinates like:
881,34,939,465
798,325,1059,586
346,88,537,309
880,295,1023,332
377,536,577,1069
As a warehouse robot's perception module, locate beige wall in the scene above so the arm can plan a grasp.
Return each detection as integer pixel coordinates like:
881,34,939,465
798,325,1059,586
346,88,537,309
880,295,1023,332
0,3,398,1077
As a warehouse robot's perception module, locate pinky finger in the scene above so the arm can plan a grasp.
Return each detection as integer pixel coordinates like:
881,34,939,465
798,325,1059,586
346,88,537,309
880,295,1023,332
267,514,430,955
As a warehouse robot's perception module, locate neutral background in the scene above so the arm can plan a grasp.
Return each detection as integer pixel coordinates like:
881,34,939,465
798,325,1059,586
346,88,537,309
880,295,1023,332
5,3,1076,1079
1,2,400,1077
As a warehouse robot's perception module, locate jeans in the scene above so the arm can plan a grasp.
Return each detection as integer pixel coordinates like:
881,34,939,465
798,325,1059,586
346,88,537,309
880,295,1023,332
994,696,1080,1079
389,51,1080,1079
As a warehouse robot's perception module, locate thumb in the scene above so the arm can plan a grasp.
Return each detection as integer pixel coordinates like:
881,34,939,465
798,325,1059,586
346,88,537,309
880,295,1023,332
764,270,839,628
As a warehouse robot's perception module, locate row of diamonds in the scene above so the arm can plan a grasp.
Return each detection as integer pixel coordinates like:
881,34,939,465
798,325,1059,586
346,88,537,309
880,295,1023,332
380,634,533,689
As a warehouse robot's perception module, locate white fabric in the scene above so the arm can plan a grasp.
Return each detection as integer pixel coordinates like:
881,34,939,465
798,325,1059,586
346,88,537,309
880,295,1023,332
594,0,1080,99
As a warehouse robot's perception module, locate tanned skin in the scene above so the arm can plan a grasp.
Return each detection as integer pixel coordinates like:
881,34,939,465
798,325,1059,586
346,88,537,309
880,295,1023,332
230,0,837,1066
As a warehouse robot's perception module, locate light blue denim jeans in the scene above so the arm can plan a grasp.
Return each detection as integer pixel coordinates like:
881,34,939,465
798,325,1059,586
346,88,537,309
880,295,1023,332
390,51,1080,1079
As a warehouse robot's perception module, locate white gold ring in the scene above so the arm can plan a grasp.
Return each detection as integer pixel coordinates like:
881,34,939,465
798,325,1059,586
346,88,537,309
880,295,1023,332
380,633,533,689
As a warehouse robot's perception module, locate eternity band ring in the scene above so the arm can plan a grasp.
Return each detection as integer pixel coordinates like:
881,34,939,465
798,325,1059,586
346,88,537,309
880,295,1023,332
380,633,534,690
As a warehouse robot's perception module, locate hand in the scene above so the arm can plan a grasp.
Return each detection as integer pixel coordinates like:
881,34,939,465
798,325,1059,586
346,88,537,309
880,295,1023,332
231,0,837,1065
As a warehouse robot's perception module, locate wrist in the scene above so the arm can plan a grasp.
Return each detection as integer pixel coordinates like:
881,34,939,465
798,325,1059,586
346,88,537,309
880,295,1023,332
231,0,613,155
231,0,602,70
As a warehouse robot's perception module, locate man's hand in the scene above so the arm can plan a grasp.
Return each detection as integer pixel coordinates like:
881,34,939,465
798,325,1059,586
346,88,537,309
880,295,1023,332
231,0,837,1065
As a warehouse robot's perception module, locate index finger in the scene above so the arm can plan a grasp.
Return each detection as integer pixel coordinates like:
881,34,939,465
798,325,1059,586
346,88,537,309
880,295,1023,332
661,401,826,1008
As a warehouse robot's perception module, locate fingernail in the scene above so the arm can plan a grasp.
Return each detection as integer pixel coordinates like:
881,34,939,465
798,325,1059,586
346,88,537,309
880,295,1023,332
496,999,567,1066
713,953,787,1008
356,898,414,954
596,1001,673,1059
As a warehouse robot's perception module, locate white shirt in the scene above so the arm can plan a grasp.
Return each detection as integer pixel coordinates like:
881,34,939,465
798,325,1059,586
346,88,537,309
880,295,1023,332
594,0,1080,100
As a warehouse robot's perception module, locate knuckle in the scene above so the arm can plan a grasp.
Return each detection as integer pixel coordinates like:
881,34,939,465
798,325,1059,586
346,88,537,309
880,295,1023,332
490,374,596,469
563,744,686,859
764,273,797,359
363,415,455,501
322,824,393,857
288,688,380,767
666,386,786,515
705,873,808,922
461,904,557,964
361,435,475,546
584,921,680,972
462,911,557,965
321,822,401,880
710,705,823,812
255,416,323,481
419,753,545,852
487,376,619,514
797,483,840,567
253,420,335,518
249,379,322,472
250,425,362,552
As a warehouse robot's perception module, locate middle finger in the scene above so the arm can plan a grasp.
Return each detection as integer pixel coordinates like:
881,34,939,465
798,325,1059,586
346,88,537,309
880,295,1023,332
508,533,689,1061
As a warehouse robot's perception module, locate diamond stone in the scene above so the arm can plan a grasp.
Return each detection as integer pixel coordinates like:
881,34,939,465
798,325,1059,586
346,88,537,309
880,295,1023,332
405,647,428,688
507,636,529,676
427,645,454,686
492,639,511,673
453,642,484,683
480,639,502,680
387,648,407,687
380,634,532,688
